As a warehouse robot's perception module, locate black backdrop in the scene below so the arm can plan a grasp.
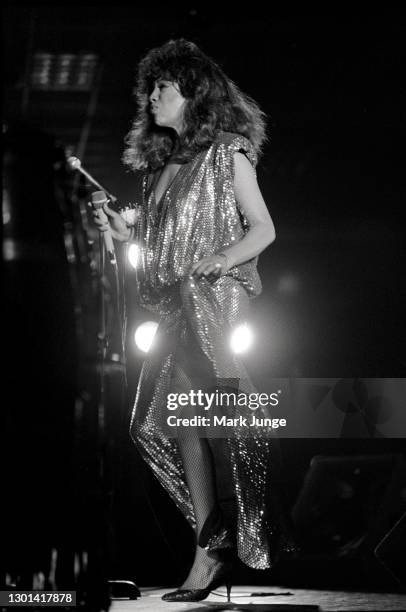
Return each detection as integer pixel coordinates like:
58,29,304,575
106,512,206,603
3,6,406,591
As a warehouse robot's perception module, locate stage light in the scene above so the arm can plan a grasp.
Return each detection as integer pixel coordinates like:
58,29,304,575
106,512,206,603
3,239,18,261
3,189,11,225
230,323,253,354
30,52,98,91
128,244,139,269
134,321,158,353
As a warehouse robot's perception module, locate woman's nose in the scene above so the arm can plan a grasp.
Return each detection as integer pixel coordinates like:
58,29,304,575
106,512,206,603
149,86,158,102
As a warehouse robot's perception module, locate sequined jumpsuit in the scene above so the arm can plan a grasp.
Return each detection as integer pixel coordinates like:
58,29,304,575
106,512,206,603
128,132,290,569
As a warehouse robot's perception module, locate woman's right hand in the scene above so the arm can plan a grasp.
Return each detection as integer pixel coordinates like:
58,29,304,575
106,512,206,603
91,202,132,242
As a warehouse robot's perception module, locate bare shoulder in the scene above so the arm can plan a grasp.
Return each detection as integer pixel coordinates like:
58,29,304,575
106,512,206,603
234,150,256,173
215,131,257,165
233,151,258,191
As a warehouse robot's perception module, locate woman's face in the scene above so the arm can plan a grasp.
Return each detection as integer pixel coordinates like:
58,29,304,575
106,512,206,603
149,80,186,134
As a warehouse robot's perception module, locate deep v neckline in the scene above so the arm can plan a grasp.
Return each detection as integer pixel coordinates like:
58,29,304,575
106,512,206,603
150,163,184,213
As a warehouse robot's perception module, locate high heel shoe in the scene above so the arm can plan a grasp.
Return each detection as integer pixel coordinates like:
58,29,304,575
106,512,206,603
162,506,235,602
161,559,233,602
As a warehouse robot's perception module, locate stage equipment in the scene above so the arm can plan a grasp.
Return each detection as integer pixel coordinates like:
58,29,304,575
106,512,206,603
90,190,117,266
128,244,139,269
230,323,253,354
67,156,117,203
292,454,406,558
374,510,406,588
134,321,159,353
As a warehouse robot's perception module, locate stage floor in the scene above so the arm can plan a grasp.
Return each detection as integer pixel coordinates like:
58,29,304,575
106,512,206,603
110,585,406,611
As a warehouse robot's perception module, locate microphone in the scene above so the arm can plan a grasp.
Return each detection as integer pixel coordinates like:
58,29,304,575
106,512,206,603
91,190,117,266
67,156,117,203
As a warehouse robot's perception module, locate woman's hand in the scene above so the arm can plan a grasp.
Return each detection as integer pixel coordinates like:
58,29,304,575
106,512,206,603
189,253,229,281
91,202,132,242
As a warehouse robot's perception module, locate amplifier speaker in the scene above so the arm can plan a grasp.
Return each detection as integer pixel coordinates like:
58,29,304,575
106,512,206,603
291,454,406,558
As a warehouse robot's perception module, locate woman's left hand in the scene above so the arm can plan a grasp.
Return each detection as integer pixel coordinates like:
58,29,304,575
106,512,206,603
189,254,228,280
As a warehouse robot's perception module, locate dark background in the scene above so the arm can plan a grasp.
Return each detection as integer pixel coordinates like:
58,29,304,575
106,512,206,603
3,5,406,593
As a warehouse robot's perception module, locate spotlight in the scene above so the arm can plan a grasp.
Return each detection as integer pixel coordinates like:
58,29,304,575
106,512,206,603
128,244,139,269
3,189,11,225
134,321,158,353
230,323,253,354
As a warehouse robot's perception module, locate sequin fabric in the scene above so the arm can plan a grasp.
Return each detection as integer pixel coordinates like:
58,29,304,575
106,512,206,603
127,132,292,569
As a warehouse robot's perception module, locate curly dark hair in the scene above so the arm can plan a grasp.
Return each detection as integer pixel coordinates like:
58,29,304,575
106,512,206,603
123,39,267,170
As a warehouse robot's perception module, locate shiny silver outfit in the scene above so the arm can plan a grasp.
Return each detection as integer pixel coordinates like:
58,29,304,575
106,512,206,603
127,132,292,569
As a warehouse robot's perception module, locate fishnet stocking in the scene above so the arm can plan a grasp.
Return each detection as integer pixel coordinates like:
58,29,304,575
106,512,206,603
177,430,222,589
171,334,228,590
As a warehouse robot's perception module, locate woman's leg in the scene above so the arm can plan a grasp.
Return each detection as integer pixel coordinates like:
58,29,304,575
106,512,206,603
177,432,222,589
171,346,230,590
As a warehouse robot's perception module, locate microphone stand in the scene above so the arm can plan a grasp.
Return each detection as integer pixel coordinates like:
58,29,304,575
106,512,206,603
98,231,108,435
68,157,140,602
97,221,140,603
67,156,117,204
